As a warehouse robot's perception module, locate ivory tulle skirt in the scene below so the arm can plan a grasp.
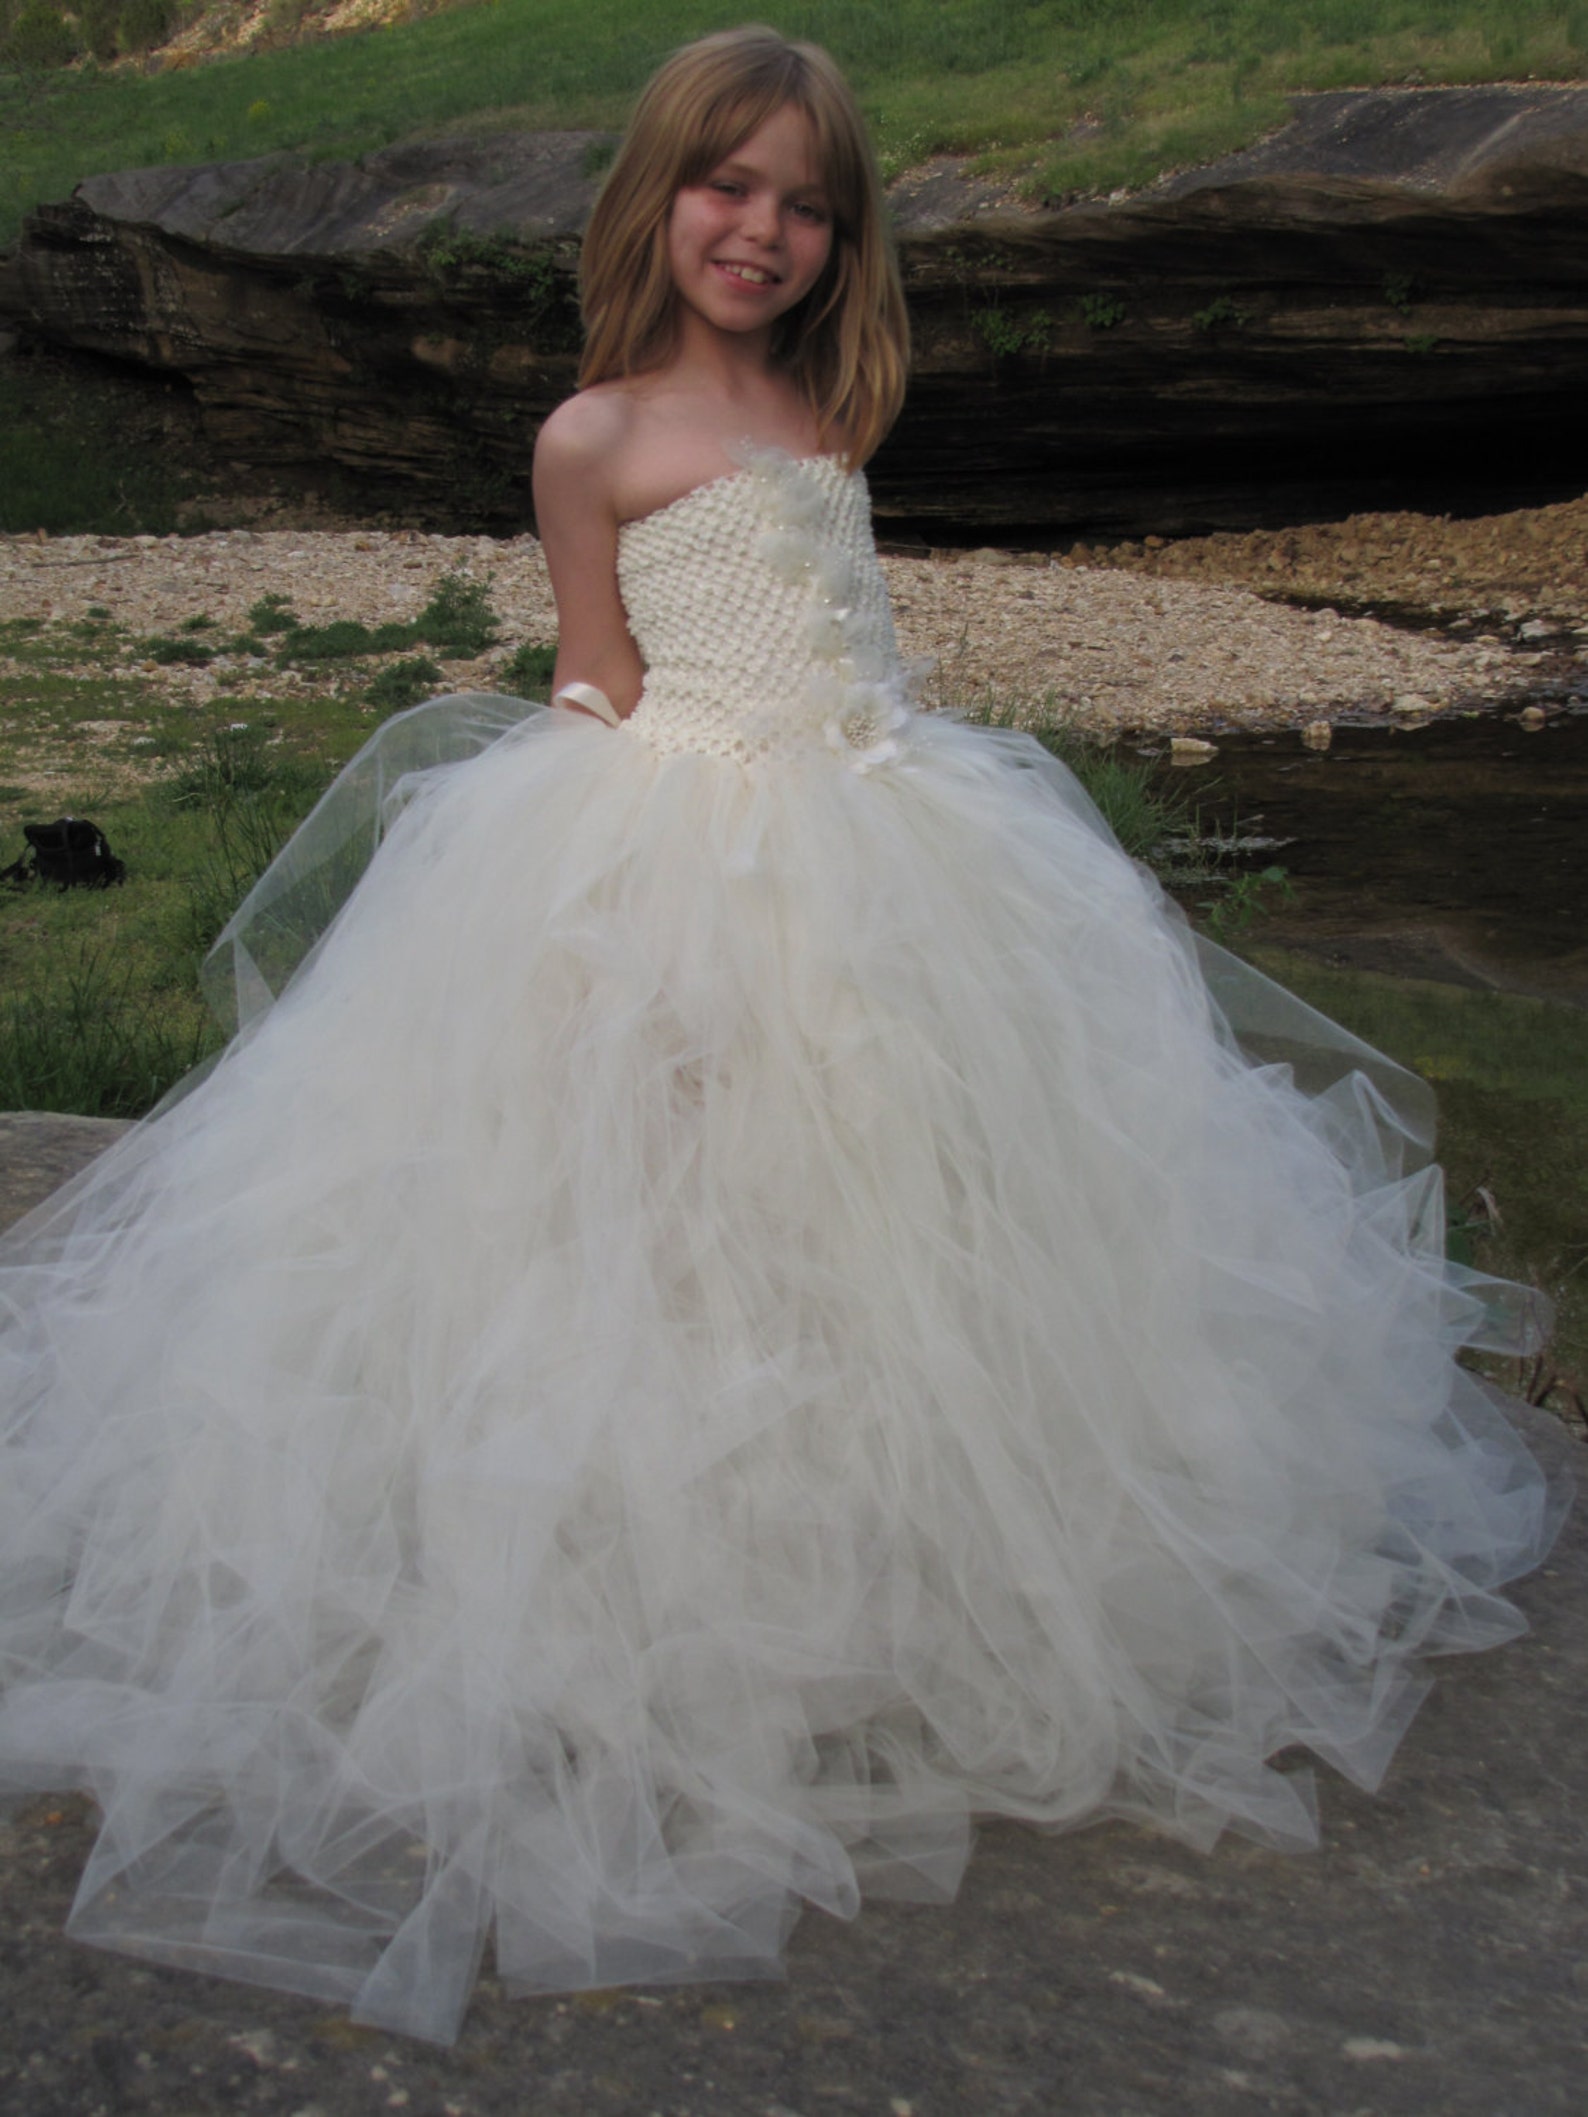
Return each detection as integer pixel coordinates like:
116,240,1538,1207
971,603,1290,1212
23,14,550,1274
0,698,1565,2042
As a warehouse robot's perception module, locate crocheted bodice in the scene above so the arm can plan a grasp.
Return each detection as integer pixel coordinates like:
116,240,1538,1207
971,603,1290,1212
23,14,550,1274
618,452,915,771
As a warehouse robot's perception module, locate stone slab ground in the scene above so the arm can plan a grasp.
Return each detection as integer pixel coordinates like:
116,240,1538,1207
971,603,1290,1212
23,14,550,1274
1,1114,1583,2116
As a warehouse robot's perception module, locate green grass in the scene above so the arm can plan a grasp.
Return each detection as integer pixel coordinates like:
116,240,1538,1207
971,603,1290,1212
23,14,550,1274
0,568,547,1110
3,2,1587,245
1,608,376,780
0,712,346,1113
0,752,308,1115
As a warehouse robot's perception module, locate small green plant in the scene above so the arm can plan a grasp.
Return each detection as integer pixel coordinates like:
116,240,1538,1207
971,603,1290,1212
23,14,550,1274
278,618,384,662
1405,331,1438,355
1200,863,1293,942
498,641,558,698
972,307,1055,359
1192,295,1250,332
874,126,932,182
1079,293,1126,330
246,593,299,635
367,655,444,716
1383,270,1419,310
958,703,1196,876
144,634,215,666
164,723,283,807
416,224,582,351
2,1,80,69
259,573,498,668
181,612,216,632
163,725,328,950
416,569,499,656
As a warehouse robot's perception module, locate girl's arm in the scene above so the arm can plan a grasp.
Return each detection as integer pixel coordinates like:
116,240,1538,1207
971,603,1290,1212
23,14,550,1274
532,397,646,722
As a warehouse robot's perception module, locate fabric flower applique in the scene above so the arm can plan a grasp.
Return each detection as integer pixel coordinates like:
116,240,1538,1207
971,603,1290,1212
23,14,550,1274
822,680,913,772
740,446,916,775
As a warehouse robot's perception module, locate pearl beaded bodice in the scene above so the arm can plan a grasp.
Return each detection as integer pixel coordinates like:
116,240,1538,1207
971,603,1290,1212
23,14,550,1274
618,452,915,770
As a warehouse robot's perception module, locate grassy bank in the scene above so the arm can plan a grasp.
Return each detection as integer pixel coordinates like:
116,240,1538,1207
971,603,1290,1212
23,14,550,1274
3,1,1587,245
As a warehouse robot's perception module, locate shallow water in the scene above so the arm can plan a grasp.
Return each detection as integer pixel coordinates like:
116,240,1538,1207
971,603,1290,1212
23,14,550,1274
1166,706,1588,1403
1174,707,1588,1008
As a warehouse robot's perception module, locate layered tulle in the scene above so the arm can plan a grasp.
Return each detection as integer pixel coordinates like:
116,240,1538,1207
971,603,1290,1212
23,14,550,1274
0,700,1564,2043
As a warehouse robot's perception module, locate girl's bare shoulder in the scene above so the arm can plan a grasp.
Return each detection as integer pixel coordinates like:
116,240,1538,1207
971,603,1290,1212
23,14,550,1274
534,384,638,486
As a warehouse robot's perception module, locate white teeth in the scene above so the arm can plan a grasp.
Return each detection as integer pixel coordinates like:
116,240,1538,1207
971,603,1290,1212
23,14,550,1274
720,263,772,285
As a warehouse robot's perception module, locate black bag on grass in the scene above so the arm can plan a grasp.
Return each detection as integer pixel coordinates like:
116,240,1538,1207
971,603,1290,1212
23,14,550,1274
1,817,126,891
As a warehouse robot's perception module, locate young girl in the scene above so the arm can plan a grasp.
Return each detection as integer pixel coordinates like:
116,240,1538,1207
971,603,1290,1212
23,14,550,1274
0,26,1564,2049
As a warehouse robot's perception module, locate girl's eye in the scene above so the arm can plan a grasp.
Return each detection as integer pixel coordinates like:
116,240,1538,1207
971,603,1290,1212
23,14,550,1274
792,202,829,225
711,180,745,197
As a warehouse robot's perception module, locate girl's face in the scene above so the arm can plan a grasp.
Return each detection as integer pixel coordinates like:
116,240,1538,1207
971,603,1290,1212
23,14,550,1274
666,104,835,342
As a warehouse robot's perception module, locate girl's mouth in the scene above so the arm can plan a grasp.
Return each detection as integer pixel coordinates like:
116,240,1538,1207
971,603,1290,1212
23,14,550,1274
713,260,778,288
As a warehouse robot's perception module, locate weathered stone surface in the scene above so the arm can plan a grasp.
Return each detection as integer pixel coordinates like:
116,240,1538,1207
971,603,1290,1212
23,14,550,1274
4,86,1588,531
1152,81,1588,191
0,1111,131,1234
894,85,1588,529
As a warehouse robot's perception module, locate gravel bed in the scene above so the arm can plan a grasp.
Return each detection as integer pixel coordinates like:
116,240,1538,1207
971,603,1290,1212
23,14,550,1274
1,507,1579,741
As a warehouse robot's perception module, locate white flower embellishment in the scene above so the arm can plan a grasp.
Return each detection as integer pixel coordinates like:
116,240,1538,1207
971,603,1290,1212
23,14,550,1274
824,683,912,773
739,446,916,775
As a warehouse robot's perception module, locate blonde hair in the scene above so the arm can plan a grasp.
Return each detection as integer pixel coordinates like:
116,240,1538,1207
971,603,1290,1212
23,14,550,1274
579,25,909,466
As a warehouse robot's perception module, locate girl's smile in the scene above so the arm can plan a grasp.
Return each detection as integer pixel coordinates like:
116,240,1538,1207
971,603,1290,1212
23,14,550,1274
668,104,834,338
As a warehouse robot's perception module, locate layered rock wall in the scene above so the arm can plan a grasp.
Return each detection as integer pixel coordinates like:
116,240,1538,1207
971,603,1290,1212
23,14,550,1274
4,88,1587,532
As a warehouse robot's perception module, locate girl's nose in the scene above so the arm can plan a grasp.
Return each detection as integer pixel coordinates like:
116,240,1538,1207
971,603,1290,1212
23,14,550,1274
739,190,781,245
